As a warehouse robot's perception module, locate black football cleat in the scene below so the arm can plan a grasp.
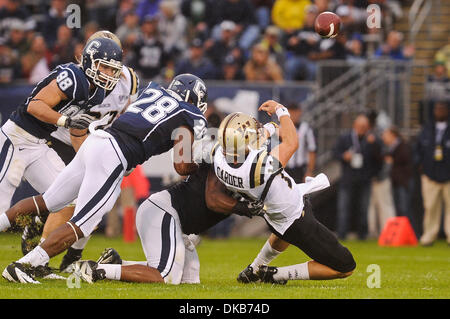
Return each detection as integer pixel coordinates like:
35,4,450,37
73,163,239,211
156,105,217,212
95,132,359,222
257,265,288,285
97,248,122,265
59,247,83,273
237,265,260,283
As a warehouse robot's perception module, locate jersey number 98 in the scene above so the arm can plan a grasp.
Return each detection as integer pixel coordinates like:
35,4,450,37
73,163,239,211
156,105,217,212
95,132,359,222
56,71,73,91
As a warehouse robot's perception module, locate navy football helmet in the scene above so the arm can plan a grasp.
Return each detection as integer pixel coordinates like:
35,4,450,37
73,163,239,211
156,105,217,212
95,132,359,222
168,73,208,113
81,37,123,90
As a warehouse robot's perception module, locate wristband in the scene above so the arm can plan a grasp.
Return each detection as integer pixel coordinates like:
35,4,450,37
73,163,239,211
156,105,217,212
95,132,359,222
57,115,68,127
275,105,290,120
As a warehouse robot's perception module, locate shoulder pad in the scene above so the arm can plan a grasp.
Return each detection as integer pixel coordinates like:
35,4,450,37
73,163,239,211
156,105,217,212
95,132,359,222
55,64,89,100
127,66,139,96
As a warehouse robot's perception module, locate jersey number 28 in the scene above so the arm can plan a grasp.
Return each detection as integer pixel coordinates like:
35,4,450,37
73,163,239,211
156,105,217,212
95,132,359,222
127,88,178,124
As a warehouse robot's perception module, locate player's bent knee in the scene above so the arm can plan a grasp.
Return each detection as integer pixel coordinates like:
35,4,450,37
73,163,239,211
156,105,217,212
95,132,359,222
334,247,357,274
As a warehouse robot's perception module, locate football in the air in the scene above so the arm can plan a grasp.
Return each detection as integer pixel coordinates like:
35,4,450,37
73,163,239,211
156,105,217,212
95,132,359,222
314,11,341,38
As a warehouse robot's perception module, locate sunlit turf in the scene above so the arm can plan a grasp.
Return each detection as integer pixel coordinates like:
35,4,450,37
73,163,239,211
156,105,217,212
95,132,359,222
0,232,449,299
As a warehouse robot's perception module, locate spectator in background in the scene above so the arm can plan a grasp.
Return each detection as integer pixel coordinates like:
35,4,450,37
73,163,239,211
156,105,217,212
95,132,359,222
220,54,245,80
334,114,382,240
315,0,332,13
131,16,168,80
382,126,414,229
243,43,283,82
425,61,449,103
259,25,285,67
346,34,366,65
335,0,368,35
205,20,238,67
181,0,215,39
136,0,162,23
41,0,68,48
210,0,260,52
0,37,22,83
284,103,317,183
85,0,118,30
81,21,100,44
271,0,311,33
434,36,450,77
284,4,320,81
374,30,414,61
250,0,275,30
21,34,50,84
6,21,30,60
115,11,141,45
158,0,188,58
415,101,450,246
366,109,396,239
0,0,34,40
49,25,76,69
116,0,137,27
175,38,217,79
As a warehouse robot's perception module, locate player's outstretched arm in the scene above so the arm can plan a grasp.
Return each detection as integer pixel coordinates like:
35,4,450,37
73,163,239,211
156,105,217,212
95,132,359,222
259,100,298,167
27,79,68,125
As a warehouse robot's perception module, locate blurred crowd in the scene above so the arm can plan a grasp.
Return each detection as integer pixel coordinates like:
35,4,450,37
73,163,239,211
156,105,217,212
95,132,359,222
332,102,449,246
0,0,410,84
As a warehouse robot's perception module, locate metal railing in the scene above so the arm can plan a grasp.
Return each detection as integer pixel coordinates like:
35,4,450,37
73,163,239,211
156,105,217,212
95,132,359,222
301,59,413,168
408,0,434,43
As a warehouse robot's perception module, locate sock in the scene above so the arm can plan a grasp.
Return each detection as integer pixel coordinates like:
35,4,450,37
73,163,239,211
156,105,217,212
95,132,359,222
97,264,121,280
0,213,11,232
273,262,310,281
17,246,50,267
250,240,282,273
39,237,45,245
71,235,91,250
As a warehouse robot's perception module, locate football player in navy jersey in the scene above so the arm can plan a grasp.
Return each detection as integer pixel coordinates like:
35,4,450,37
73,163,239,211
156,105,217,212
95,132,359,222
1,74,209,284
0,37,123,215
17,31,140,273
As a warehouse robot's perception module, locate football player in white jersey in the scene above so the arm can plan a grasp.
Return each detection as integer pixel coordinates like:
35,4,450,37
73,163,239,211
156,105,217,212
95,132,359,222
19,31,139,272
212,101,356,284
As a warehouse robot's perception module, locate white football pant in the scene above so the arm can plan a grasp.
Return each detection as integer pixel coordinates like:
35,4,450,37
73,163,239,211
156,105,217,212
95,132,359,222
0,120,66,213
43,132,127,236
136,190,200,285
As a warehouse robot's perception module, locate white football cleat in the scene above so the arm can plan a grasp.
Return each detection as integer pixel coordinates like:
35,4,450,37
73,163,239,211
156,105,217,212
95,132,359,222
2,262,40,284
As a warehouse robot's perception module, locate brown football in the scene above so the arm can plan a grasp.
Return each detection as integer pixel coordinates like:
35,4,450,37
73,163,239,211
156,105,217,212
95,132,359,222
314,11,341,38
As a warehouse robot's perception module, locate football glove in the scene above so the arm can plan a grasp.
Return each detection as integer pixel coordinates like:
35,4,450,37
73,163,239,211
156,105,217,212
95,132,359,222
65,113,98,130
232,199,265,218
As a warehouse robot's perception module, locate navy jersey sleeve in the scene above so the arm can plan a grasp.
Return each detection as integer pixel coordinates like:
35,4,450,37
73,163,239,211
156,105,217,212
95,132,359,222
55,64,89,101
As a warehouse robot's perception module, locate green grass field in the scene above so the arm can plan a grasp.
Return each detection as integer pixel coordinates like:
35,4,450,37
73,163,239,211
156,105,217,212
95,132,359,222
0,232,449,299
